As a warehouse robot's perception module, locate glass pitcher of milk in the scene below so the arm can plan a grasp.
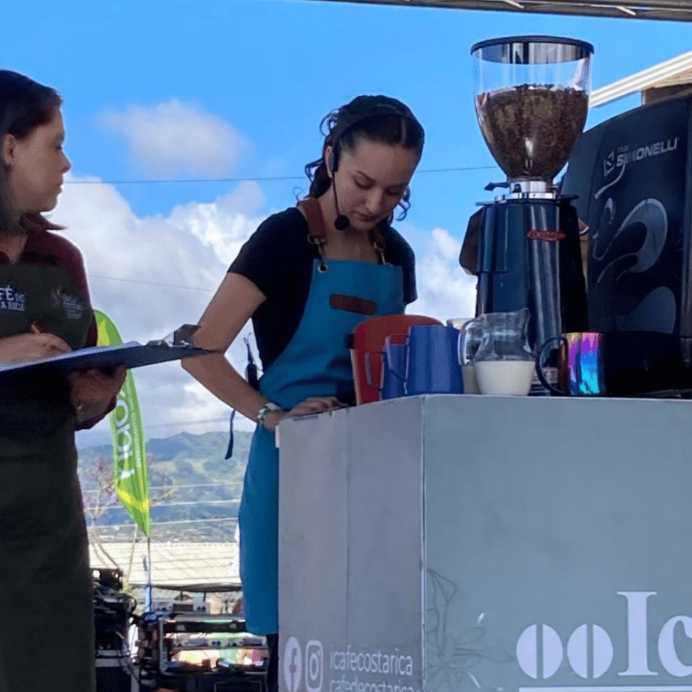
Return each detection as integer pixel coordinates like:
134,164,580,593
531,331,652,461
460,309,535,396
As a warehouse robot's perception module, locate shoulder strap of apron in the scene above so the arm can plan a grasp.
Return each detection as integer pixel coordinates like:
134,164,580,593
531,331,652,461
298,198,329,271
297,198,388,265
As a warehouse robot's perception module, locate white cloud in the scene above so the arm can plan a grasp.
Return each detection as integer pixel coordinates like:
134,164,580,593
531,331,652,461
101,100,248,177
409,227,477,323
53,178,475,448
168,181,265,263
53,175,261,445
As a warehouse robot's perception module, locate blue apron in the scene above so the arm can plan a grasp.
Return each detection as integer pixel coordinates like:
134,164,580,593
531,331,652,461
238,214,404,634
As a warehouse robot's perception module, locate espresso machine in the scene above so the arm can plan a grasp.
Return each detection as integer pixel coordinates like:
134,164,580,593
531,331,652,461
460,35,592,353
561,92,692,394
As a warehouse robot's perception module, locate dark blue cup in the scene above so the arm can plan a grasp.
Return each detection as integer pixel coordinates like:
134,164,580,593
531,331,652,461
383,343,407,399
366,335,408,400
381,339,408,399
395,325,463,396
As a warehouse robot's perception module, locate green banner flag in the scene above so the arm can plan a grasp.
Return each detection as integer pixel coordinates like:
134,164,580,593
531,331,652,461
94,310,151,536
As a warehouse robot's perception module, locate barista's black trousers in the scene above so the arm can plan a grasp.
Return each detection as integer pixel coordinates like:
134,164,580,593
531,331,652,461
266,633,279,692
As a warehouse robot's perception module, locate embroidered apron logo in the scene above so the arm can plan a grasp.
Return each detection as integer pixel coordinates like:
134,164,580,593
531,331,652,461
52,288,86,320
0,284,26,312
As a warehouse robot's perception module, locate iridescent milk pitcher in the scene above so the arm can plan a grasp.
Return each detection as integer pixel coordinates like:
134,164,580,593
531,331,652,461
537,332,606,396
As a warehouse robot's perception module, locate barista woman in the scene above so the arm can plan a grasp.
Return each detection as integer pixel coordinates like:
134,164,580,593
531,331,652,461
182,94,425,690
0,70,126,691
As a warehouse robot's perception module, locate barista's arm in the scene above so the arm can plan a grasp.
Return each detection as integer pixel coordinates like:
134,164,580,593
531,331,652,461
182,273,340,432
182,272,274,424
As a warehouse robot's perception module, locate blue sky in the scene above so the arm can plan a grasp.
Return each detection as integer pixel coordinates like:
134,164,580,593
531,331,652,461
4,0,689,229
2,0,690,440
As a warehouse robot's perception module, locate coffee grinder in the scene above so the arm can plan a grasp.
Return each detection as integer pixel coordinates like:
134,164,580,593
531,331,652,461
460,35,592,356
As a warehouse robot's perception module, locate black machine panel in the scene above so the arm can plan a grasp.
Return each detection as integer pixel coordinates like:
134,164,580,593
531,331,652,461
562,95,692,391
563,95,692,338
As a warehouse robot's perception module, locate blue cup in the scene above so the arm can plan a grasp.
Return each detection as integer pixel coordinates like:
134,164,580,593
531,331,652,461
390,325,463,396
366,335,408,400
381,341,407,399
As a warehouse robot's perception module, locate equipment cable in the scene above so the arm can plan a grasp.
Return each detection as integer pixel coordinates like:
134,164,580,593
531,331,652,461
63,165,497,186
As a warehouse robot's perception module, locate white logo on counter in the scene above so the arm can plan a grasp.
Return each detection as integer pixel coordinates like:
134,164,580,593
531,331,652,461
517,623,613,680
517,624,563,679
0,284,26,312
285,641,419,692
306,640,324,692
284,636,303,692
517,591,692,689
329,645,417,692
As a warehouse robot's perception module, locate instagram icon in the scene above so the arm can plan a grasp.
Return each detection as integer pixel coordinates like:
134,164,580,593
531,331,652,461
305,640,324,692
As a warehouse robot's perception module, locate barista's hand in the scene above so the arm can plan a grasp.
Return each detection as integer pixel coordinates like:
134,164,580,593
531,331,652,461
69,366,127,424
285,396,344,418
0,332,71,363
263,396,345,432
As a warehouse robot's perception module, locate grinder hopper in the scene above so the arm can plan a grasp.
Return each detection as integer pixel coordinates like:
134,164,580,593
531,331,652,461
471,35,593,186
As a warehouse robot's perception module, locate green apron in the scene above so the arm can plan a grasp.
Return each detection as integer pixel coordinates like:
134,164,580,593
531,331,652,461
0,261,94,692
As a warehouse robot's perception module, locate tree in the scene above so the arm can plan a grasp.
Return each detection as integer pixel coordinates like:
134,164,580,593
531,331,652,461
81,454,176,583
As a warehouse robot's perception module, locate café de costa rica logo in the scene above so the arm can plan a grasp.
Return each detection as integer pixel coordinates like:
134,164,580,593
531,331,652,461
516,592,692,683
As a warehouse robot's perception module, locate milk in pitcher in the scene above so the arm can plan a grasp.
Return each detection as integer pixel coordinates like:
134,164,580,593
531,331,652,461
475,360,535,396
462,364,480,394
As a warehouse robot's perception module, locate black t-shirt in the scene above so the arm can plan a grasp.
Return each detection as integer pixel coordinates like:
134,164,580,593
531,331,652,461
229,207,417,369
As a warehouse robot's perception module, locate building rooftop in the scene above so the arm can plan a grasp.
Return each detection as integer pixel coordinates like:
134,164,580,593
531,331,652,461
591,50,692,107
90,541,240,590
295,0,692,23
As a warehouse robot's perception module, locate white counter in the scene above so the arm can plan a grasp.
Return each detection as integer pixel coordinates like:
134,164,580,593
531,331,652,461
278,394,692,692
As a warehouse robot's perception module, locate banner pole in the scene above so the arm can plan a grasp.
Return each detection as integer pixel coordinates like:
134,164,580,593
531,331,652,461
146,536,153,612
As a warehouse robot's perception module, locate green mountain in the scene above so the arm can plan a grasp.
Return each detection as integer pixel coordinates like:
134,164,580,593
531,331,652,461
78,430,253,542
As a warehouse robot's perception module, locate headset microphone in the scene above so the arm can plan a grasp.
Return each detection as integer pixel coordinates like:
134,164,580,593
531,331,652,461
334,211,350,231
329,150,350,231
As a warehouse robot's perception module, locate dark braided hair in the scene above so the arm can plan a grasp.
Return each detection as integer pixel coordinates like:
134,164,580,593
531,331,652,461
0,71,62,236
304,95,425,223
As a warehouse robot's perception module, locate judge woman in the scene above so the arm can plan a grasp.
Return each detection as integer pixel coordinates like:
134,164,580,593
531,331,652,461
182,94,425,691
0,70,126,691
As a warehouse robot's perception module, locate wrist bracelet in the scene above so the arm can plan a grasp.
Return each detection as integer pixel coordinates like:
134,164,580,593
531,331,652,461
257,402,282,429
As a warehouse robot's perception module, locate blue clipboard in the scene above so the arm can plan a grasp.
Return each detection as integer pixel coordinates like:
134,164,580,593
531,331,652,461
0,341,209,377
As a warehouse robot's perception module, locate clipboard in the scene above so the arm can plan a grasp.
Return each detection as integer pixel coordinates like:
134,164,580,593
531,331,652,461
0,329,210,378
